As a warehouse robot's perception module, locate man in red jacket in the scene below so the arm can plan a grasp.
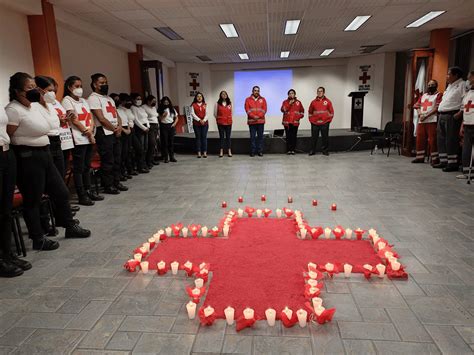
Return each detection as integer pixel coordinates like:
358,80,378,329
245,86,267,157
308,87,334,156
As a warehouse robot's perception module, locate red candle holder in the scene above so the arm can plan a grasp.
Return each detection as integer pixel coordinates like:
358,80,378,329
238,196,243,203
312,199,318,206
261,195,266,202
222,201,227,208
331,204,337,211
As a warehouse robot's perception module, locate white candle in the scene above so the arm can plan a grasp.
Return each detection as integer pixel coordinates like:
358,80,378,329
199,262,207,270
171,261,179,275
388,256,397,263
243,307,254,320
325,262,334,271
300,228,307,239
201,226,208,237
186,301,196,319
165,227,172,237
224,306,235,325
237,208,244,218
368,228,377,236
343,263,352,277
376,263,386,277
345,228,352,239
265,308,276,326
308,270,318,280
391,261,401,271
182,227,188,238
157,260,165,270
148,236,155,244
200,268,209,275
373,234,380,243
309,287,319,295
256,209,262,218
312,297,323,309
223,225,230,237
324,227,331,239
385,251,394,259
157,229,164,236
139,246,147,254
308,262,317,270
363,264,373,271
315,306,325,316
143,242,150,252
191,288,201,297
184,260,192,270
134,253,142,262
377,242,386,250
203,305,214,317
194,278,204,288
140,261,149,273
296,309,307,327
276,209,282,218
307,279,318,287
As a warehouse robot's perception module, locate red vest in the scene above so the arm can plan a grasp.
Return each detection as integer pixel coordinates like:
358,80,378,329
245,96,267,125
192,102,208,125
216,103,232,125
308,97,334,125
281,99,304,126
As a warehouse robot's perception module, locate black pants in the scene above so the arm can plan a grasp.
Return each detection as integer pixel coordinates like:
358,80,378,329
462,125,474,173
49,136,65,178
249,123,265,154
284,125,299,152
218,125,232,150
72,144,93,195
120,130,131,175
0,149,15,257
134,128,148,170
437,112,462,167
160,123,175,160
95,127,121,188
310,123,330,153
147,123,159,166
13,145,74,240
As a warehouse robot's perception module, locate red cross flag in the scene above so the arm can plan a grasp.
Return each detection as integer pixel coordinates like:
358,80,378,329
358,65,373,91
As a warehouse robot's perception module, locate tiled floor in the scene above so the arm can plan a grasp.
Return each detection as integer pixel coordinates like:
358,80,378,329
1,151,473,354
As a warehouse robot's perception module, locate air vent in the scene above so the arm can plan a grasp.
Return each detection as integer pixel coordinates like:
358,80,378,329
196,55,212,62
154,27,183,40
360,45,384,54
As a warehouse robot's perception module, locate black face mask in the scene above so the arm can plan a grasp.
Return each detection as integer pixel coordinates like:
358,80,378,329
98,84,109,95
25,88,41,103
124,102,133,109
151,102,156,107
427,87,437,94
114,100,120,106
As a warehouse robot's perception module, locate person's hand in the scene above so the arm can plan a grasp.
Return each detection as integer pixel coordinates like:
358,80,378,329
66,111,76,121
419,114,426,122
454,111,462,120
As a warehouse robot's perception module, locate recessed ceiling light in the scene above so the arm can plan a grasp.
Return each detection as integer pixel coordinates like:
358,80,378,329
344,15,371,31
220,23,238,38
284,20,301,35
320,48,335,56
239,53,249,60
406,11,446,28
154,27,183,40
280,51,290,58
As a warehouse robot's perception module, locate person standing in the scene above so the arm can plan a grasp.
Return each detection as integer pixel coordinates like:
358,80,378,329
456,70,474,179
130,93,150,173
158,96,178,163
6,72,91,251
88,73,127,193
412,80,442,165
244,86,267,157
308,87,334,156
434,67,466,172
281,89,304,155
214,91,233,158
116,93,134,180
143,95,160,168
191,92,208,158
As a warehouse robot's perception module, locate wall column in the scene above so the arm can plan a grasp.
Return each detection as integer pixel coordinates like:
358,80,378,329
128,44,143,95
429,28,451,91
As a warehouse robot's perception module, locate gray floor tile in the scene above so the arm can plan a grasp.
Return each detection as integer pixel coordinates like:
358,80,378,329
119,315,175,333
192,321,226,353
66,300,112,330
343,339,376,354
425,325,473,354
253,335,312,355
372,341,441,354
106,331,141,351
222,334,253,354
132,333,195,354
14,329,84,354
78,314,125,349
309,323,344,354
386,308,433,342
338,321,400,341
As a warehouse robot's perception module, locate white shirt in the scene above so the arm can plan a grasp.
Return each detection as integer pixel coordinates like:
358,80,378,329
438,78,466,112
5,101,52,146
131,105,150,131
37,103,60,136
161,108,177,124
462,90,474,125
87,92,118,135
62,96,93,145
52,100,74,150
190,102,208,122
0,108,10,147
143,104,159,124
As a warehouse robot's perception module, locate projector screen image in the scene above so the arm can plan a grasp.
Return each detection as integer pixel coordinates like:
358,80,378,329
234,69,293,116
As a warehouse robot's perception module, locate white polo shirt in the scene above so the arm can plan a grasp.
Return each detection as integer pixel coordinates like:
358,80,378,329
0,108,10,147
5,101,52,147
87,92,118,135
439,78,466,112
462,90,474,125
144,104,159,124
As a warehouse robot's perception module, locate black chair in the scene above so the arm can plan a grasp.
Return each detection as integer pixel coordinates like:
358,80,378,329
371,122,403,157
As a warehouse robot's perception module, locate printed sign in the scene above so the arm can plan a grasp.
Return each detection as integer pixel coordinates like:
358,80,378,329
187,72,202,97
358,65,373,91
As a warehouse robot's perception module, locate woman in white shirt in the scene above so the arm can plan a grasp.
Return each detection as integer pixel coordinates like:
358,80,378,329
143,95,160,168
6,72,91,251
117,93,134,179
130,93,150,173
158,96,178,163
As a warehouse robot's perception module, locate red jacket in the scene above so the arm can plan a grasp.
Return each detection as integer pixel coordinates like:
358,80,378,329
216,103,232,125
281,99,304,126
244,96,267,125
308,97,334,125
192,102,208,126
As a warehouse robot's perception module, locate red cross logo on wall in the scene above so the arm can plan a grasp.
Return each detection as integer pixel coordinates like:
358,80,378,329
421,99,433,112
359,71,371,84
465,100,474,112
189,79,200,91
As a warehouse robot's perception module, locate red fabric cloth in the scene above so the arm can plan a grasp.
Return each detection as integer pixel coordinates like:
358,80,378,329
308,97,334,125
244,96,267,125
281,99,304,126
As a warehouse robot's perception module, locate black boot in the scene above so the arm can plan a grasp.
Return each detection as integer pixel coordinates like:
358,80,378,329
103,186,120,195
87,190,104,201
170,155,177,163
32,237,59,251
65,223,91,239
7,254,32,271
70,205,81,212
115,183,128,191
0,260,23,277
78,193,94,206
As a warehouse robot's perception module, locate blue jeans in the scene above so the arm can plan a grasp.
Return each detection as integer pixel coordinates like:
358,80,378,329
218,125,232,150
194,124,208,153
249,124,264,154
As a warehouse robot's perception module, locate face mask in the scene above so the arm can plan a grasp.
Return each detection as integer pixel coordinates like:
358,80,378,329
125,102,133,109
25,88,41,103
151,102,156,107
135,100,142,106
44,91,56,104
114,100,120,107
427,87,437,94
98,84,109,95
72,88,83,98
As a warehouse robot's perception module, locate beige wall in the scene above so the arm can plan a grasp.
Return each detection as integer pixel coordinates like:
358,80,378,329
57,23,130,97
0,5,34,107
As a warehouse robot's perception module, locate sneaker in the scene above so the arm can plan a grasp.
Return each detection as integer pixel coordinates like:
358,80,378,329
115,183,128,191
32,237,59,251
456,174,468,179
0,260,23,277
170,157,177,163
258,152,263,157
88,190,104,201
7,254,32,271
78,195,94,206
103,187,120,195
287,151,292,155
65,223,91,239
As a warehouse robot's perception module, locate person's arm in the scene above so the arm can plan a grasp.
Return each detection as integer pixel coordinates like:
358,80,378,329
132,107,148,131
171,109,178,127
327,99,334,118
214,103,218,119
116,110,123,135
203,105,209,123
190,105,201,123
281,101,287,113
159,110,168,123
297,101,305,121
5,106,20,137
262,98,267,114
245,98,251,117
308,101,314,117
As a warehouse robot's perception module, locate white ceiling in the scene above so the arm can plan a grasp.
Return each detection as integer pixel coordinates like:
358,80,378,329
50,0,474,64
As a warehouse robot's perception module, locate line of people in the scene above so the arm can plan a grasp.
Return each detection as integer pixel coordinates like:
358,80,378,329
412,67,473,180
190,85,335,158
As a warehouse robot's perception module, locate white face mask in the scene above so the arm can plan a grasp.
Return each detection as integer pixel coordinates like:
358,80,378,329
72,88,83,98
44,91,56,104
135,100,142,106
